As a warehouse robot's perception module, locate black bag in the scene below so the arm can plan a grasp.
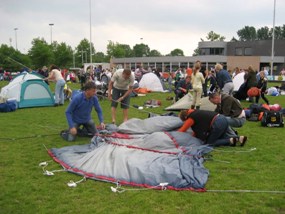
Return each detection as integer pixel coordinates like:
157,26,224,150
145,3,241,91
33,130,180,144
261,111,284,127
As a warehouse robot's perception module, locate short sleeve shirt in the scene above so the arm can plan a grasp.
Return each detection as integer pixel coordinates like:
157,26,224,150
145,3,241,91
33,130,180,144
111,69,135,90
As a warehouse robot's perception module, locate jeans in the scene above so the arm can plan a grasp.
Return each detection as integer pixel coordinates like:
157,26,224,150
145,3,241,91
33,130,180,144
69,119,97,141
222,82,234,96
226,117,246,128
55,79,66,104
206,115,237,147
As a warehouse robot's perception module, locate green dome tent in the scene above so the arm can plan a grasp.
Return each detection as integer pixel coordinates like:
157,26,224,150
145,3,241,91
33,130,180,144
0,72,55,108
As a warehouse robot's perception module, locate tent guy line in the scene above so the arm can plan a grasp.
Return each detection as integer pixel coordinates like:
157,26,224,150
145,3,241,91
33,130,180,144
0,133,59,141
7,57,33,71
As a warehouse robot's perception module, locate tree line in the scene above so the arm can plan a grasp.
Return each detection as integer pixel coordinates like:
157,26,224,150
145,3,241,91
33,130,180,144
0,25,284,71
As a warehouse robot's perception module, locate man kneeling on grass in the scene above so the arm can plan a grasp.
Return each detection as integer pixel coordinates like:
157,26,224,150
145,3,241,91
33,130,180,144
64,81,105,141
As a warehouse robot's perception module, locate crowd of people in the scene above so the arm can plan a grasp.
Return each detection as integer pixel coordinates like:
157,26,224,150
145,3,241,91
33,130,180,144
56,61,253,148
7,62,281,148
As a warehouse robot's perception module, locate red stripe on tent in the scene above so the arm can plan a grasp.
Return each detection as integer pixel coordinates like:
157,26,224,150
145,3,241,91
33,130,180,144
48,149,206,192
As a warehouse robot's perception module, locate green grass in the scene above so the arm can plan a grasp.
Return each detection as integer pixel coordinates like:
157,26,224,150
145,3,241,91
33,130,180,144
1,81,285,214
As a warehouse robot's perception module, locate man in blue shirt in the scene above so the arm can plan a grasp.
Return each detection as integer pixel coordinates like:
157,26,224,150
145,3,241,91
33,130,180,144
65,81,105,141
215,63,234,95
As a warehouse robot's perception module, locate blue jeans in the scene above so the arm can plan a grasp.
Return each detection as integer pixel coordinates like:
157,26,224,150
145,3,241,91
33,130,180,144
55,79,66,104
206,115,237,147
69,119,97,141
226,116,246,128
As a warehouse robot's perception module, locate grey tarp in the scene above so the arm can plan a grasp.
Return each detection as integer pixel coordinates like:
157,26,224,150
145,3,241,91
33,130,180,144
49,116,213,191
165,93,216,111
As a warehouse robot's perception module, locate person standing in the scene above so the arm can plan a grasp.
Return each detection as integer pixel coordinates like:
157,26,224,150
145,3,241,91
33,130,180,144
78,65,86,90
108,68,135,124
191,61,205,109
65,81,105,141
256,70,269,105
45,64,66,106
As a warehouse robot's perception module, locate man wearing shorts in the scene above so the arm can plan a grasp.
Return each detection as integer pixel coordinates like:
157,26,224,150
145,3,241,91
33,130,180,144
108,68,135,124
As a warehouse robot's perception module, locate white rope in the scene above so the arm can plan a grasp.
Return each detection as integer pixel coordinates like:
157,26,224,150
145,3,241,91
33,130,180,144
67,177,86,187
110,182,168,193
213,147,257,153
207,189,285,194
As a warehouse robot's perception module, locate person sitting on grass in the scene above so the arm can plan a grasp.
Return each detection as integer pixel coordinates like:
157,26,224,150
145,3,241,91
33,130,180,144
65,81,105,141
174,75,192,102
178,109,247,147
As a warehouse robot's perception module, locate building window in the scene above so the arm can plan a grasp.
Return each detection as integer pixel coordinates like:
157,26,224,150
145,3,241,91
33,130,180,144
235,48,243,56
244,47,252,56
200,48,210,55
209,48,224,55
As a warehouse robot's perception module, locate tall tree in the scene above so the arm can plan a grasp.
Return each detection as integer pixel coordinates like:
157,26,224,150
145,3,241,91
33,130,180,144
257,26,270,40
270,26,284,40
52,42,73,68
75,38,95,65
149,49,162,57
28,38,53,69
0,44,32,71
168,49,184,56
192,47,200,56
132,43,150,57
237,26,257,41
93,51,108,63
206,31,226,41
106,41,133,58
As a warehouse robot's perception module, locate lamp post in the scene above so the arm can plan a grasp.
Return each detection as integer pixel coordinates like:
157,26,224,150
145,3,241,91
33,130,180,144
270,0,276,76
14,28,18,50
89,0,92,64
49,23,54,44
73,51,75,68
81,50,87,64
140,38,143,43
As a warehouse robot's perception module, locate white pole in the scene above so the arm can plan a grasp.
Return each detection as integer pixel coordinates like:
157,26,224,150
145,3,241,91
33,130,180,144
73,51,75,68
89,0,92,64
270,0,276,76
49,24,54,44
14,28,18,50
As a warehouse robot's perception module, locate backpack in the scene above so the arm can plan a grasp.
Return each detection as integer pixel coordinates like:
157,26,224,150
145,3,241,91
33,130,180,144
261,111,284,127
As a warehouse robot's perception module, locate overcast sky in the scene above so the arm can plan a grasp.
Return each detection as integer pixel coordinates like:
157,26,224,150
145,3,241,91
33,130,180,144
1,0,284,56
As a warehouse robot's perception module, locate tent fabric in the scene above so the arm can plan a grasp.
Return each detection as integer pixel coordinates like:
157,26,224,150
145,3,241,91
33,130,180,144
233,72,245,91
48,116,212,191
165,93,216,111
138,73,165,92
0,72,55,108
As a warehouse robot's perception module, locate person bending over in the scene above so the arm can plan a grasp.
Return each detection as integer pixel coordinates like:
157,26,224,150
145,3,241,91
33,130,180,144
209,92,246,128
178,109,247,147
108,68,135,124
65,81,105,141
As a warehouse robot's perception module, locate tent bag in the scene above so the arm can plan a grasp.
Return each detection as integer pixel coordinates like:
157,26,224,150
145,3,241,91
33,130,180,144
261,111,284,127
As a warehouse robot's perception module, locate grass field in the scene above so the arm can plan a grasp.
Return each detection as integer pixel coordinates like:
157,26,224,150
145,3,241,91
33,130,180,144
1,80,285,214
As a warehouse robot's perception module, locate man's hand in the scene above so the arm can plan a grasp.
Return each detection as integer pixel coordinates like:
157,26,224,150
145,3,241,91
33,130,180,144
100,122,106,129
108,94,112,101
69,127,77,136
117,96,124,102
